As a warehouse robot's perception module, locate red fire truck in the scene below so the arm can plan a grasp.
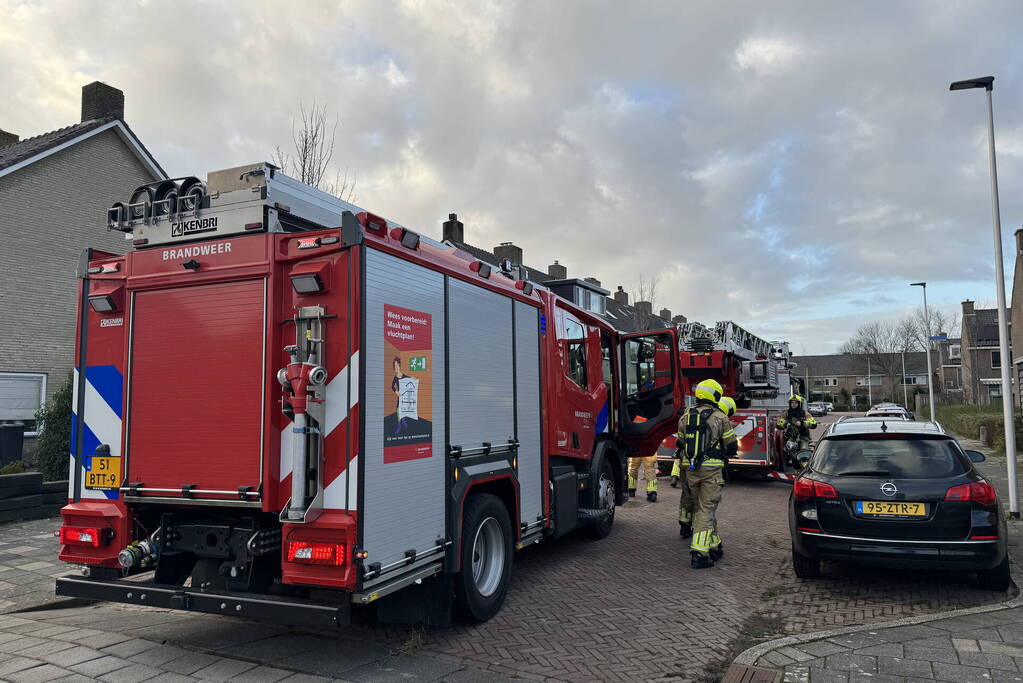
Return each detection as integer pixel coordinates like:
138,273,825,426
54,163,681,626
656,321,803,481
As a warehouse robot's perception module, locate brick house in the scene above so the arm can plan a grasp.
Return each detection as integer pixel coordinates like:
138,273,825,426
0,82,165,434
437,214,677,333
960,300,1011,405
934,336,963,397
791,352,931,409
1010,229,1023,409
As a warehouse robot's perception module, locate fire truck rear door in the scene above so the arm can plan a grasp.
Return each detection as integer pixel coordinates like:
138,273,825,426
619,328,681,450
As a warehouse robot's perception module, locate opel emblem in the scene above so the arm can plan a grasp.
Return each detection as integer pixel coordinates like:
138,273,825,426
880,481,898,497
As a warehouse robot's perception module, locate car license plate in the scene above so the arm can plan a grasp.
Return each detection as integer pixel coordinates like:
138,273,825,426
85,457,122,490
855,500,925,517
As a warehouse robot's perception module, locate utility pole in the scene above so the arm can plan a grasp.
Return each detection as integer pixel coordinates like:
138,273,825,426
867,356,872,406
901,351,909,407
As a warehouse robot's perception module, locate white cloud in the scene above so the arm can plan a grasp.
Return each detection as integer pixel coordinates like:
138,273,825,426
733,36,805,75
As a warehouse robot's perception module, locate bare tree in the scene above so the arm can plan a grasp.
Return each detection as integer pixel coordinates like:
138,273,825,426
272,101,356,202
840,320,911,394
634,273,660,308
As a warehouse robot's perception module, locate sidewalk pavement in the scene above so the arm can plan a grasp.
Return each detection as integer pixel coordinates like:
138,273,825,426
0,604,514,682
728,432,1023,682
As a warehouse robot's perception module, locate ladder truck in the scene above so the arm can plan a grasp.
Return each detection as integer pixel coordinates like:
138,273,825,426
55,163,681,626
655,321,803,481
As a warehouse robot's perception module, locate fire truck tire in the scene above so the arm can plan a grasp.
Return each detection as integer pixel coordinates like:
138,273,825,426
588,458,617,539
791,545,821,579
454,493,513,622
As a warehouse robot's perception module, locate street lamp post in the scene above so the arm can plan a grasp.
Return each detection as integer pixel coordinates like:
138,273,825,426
950,75,1019,518
901,350,909,407
910,282,936,422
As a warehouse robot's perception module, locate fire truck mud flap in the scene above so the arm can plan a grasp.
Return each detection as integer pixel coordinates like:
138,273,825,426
55,576,350,627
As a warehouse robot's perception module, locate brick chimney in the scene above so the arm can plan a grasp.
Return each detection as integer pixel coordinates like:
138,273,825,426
659,308,671,320
548,260,567,279
635,301,653,315
584,277,601,288
613,286,629,305
81,81,124,122
672,314,688,324
1016,228,1023,256
0,129,18,147
962,300,975,316
442,213,464,243
494,242,522,266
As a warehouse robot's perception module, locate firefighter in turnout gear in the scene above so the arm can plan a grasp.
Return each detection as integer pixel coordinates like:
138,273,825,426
776,395,816,451
676,380,738,569
628,415,658,501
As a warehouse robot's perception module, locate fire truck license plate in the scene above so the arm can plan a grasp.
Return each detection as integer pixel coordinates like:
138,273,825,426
855,501,925,517
85,457,122,490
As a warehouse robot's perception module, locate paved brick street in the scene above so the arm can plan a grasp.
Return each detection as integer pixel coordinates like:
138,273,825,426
0,415,1013,681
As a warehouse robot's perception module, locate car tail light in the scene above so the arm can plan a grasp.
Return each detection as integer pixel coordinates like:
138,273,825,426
970,535,999,540
945,480,997,506
793,477,814,502
59,526,104,548
793,477,837,502
286,541,346,566
814,482,838,499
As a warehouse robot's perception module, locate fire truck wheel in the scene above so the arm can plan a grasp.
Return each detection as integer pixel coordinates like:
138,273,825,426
588,458,617,539
455,493,513,622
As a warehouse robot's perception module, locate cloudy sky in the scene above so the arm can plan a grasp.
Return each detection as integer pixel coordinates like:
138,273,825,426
4,1,1023,353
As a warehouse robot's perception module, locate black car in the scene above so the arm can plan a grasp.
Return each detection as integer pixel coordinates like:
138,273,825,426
789,419,1010,590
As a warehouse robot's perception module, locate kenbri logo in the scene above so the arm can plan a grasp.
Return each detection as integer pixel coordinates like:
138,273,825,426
162,242,233,260
171,216,218,237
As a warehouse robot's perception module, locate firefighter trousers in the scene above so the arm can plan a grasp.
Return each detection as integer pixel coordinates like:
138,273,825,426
628,456,657,493
684,466,724,556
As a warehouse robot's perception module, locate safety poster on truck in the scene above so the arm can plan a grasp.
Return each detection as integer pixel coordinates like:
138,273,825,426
383,304,434,463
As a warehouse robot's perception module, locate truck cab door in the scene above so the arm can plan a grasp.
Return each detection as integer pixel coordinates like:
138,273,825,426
618,329,681,450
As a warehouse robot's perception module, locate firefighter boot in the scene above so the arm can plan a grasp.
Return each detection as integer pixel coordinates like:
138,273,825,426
691,551,714,569
647,491,657,502
670,476,679,488
629,489,637,498
679,522,692,538
710,543,724,562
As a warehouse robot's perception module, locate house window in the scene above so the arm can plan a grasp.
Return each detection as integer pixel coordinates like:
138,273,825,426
856,376,882,387
992,351,1001,369
900,376,918,385
824,378,838,387
0,372,47,436
949,344,961,359
564,317,587,389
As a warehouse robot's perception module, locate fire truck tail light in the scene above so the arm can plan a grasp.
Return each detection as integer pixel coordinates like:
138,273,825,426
88,295,117,313
286,541,346,566
59,526,105,548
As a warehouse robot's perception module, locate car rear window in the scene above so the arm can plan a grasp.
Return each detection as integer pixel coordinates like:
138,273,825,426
814,437,969,479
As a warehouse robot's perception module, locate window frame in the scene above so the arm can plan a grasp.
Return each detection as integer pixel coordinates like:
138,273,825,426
0,372,47,437
563,316,588,390
992,350,1001,369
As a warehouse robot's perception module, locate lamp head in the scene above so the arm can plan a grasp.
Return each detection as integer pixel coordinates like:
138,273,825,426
950,76,994,91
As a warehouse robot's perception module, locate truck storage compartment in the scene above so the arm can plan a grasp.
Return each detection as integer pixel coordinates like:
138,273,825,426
125,279,266,501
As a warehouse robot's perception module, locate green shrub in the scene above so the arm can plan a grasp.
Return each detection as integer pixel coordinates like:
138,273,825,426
35,372,73,481
935,403,1023,455
0,460,25,475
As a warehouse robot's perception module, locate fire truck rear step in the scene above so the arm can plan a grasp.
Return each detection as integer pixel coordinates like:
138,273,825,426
55,575,350,628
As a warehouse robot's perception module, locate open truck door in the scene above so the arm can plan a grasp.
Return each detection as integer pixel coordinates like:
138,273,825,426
619,329,681,451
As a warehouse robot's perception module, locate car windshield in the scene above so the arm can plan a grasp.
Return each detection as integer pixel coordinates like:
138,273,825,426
815,437,968,479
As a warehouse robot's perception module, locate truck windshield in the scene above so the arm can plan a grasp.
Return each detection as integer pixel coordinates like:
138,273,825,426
814,437,968,479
